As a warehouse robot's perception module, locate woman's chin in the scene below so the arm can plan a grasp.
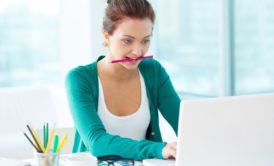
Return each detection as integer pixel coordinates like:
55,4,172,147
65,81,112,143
122,61,140,69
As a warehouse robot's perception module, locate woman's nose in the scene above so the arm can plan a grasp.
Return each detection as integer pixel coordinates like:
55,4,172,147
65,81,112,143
131,45,143,56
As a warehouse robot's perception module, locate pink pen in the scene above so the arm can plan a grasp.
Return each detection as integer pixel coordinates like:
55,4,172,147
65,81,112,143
111,55,154,63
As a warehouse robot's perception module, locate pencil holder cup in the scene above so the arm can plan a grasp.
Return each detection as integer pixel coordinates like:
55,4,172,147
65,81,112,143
36,152,60,166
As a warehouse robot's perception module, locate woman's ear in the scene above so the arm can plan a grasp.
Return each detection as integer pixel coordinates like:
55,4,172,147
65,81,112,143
102,31,110,47
103,31,111,41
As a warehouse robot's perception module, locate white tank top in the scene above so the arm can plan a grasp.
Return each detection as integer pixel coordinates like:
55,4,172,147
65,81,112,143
97,71,151,140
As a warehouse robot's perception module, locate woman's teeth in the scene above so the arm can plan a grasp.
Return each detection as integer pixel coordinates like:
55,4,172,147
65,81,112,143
126,57,134,61
126,57,142,61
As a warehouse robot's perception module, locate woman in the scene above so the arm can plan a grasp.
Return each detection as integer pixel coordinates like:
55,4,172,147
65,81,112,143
65,0,180,160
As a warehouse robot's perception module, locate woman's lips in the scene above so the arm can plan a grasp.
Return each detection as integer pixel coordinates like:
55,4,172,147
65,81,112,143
111,55,153,63
126,57,140,61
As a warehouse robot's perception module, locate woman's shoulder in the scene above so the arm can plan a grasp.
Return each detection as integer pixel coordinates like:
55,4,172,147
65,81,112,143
67,55,103,76
139,58,167,75
140,57,161,66
66,61,98,82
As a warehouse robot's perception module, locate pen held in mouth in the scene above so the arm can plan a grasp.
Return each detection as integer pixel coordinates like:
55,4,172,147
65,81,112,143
111,55,153,63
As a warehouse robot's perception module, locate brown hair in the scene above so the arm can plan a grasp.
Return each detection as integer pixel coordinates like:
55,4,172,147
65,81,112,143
103,0,155,35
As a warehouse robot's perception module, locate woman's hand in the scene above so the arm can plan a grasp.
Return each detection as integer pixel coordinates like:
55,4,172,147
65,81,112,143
162,142,177,159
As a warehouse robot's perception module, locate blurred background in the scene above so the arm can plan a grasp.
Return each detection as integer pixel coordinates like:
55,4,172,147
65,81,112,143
0,0,274,159
1,0,274,96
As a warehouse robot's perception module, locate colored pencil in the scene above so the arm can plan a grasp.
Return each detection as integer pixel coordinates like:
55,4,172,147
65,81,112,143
57,135,68,153
53,135,59,153
23,132,41,152
45,123,49,148
31,128,46,153
26,124,42,153
45,128,55,153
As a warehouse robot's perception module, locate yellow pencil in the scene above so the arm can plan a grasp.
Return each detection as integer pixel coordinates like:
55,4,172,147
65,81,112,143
31,128,46,153
57,135,68,153
45,128,55,153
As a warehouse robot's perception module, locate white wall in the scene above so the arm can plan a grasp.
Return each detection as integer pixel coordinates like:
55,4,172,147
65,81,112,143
59,0,106,78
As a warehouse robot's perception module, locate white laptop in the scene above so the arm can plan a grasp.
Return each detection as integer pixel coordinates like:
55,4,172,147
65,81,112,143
143,93,274,166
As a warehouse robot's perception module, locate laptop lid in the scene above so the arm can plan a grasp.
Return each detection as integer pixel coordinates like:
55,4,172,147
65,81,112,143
176,93,274,166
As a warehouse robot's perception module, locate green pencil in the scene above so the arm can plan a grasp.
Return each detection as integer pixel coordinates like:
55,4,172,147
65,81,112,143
43,124,46,148
45,123,49,148
53,135,59,153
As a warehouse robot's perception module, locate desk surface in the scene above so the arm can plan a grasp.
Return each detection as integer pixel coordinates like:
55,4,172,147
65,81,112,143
22,152,144,166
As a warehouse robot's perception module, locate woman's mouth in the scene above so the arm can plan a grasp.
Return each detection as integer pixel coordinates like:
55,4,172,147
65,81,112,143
111,55,153,63
125,56,140,61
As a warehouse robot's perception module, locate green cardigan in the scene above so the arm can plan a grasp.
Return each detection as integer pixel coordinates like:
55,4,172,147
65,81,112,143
65,56,180,160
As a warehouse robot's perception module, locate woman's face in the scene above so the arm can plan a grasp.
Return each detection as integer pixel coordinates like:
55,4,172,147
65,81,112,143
104,17,153,70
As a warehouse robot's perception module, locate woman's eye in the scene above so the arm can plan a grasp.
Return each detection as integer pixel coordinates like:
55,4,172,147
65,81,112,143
122,39,132,45
142,39,150,44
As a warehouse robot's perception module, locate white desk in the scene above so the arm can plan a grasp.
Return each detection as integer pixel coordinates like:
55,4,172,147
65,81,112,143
1,152,145,166
22,152,144,166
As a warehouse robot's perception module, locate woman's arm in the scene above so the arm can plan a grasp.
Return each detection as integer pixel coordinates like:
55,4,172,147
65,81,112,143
155,63,180,159
156,63,181,135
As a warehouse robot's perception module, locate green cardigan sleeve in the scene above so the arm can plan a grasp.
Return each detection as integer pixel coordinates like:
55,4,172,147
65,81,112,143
65,67,166,160
139,59,180,136
156,61,181,135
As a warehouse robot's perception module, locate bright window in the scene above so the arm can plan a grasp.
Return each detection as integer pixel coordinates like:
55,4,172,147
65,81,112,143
235,0,274,94
152,0,274,97
0,0,61,87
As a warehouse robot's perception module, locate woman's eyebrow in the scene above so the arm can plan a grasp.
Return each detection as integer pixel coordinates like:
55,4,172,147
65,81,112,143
122,34,151,39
